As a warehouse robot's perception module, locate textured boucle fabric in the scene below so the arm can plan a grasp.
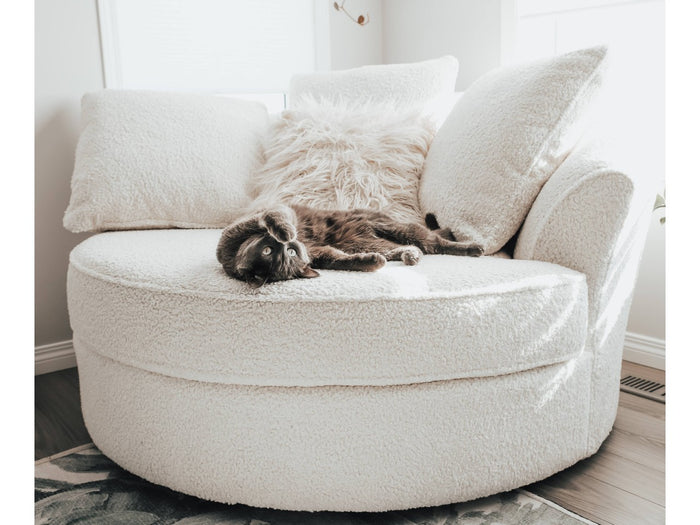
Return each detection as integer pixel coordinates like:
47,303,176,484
76,342,593,512
67,229,587,387
419,46,608,254
63,90,269,232
248,98,435,224
514,140,654,452
288,56,458,109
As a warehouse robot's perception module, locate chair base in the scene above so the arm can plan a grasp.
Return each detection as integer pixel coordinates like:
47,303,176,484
76,339,602,512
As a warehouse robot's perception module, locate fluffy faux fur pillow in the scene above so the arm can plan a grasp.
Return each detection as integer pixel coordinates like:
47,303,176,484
249,98,436,224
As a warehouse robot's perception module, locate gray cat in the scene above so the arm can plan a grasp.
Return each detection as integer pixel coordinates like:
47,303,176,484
217,204,483,286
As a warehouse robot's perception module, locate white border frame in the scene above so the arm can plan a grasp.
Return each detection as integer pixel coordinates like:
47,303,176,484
96,0,123,88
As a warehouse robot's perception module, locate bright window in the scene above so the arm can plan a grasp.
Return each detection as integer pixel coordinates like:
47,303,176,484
97,0,321,111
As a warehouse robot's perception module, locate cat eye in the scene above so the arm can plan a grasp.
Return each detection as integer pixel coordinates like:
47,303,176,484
261,246,272,256
287,248,297,257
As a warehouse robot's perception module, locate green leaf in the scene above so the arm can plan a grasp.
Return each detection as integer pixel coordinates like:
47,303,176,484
653,193,665,210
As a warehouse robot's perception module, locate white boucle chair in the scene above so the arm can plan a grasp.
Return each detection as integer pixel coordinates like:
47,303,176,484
65,54,655,512
67,143,652,511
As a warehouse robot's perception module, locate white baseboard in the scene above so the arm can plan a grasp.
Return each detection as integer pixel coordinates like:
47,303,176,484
623,332,665,371
35,340,76,375
35,332,666,375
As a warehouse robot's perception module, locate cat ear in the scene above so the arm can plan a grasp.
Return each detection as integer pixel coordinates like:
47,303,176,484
300,266,320,279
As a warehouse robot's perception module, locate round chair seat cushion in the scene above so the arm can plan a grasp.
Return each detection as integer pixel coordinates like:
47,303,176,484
68,229,588,387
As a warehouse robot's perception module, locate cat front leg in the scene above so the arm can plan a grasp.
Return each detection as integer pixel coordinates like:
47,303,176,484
262,206,297,243
217,215,268,267
309,246,386,272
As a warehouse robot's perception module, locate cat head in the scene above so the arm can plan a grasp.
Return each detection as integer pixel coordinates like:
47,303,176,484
218,230,319,286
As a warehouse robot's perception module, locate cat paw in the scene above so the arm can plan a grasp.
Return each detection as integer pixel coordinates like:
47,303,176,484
467,244,484,257
263,211,296,242
356,253,386,271
401,247,422,266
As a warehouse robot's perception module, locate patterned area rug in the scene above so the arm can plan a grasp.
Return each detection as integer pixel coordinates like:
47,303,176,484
35,444,597,524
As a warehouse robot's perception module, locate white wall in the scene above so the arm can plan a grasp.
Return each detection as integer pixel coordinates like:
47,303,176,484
35,0,103,347
382,0,511,90
627,217,666,340
328,0,383,70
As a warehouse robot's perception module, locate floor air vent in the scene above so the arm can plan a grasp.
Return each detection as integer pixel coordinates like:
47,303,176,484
620,375,665,403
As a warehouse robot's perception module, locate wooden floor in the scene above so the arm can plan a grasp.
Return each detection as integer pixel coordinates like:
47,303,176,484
34,366,91,461
35,361,665,524
527,361,665,524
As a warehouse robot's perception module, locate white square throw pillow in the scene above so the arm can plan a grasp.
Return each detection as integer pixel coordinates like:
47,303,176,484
288,56,458,110
63,90,269,232
249,97,435,224
419,46,608,254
